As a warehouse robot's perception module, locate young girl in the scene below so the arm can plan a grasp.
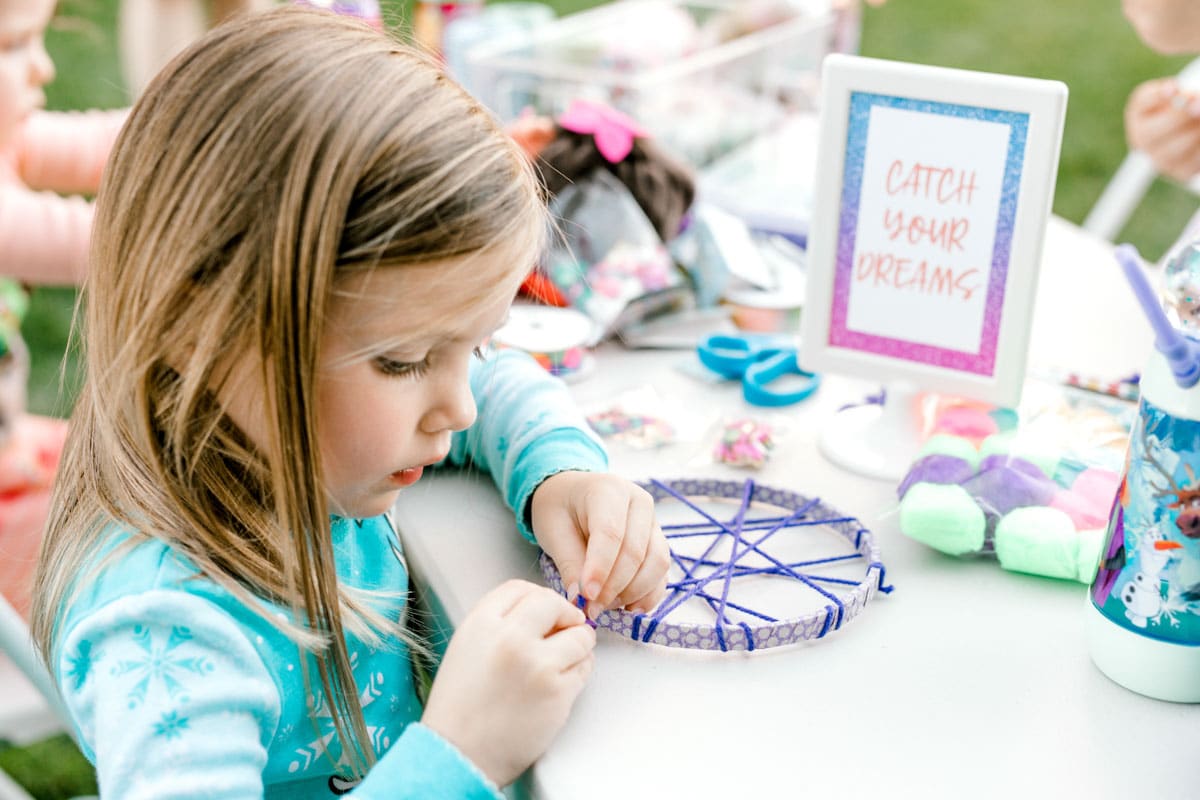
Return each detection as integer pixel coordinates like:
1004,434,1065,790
32,8,669,797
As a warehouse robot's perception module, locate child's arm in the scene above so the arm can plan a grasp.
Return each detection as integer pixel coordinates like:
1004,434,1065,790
58,590,504,798
0,110,127,285
0,185,92,284
16,110,128,195
57,591,280,795
448,348,609,541
447,349,669,616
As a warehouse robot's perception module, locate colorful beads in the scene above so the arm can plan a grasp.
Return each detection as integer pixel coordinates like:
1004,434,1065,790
714,419,774,468
587,409,675,448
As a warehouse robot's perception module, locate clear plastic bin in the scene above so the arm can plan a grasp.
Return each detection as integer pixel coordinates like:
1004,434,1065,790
465,0,836,166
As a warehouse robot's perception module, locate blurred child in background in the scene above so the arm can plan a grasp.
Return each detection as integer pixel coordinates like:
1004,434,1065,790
0,0,124,619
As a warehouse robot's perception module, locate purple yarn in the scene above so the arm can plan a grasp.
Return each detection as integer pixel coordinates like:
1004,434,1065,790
897,454,975,499
962,463,1058,516
977,453,1048,481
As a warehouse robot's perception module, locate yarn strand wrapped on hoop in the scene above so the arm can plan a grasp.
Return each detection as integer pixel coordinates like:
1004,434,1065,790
541,477,893,652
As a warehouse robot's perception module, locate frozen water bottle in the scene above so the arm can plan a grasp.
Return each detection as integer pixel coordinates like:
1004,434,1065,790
1087,244,1200,702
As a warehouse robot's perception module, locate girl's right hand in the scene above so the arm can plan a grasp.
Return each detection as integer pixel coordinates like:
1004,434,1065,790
420,579,597,787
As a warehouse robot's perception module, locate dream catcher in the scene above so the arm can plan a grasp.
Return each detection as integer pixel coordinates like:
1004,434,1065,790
540,477,893,652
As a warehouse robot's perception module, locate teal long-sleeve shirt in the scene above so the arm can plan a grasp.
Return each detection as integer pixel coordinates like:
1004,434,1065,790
53,350,608,798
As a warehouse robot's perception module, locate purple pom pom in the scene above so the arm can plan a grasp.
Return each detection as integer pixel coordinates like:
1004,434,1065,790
977,453,1048,481
898,454,975,499
962,463,1057,516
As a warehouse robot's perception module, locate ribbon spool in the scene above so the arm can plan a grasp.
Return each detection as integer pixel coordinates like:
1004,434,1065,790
723,286,803,334
490,305,596,381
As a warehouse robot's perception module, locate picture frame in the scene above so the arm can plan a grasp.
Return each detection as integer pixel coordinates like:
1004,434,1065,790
800,54,1068,408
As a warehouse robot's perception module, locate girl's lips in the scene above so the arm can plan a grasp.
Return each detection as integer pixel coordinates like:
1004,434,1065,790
390,465,424,487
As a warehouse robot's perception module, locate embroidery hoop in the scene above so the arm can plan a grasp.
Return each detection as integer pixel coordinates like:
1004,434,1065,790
540,477,892,652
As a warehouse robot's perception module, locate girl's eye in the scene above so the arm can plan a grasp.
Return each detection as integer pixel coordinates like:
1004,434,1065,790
374,355,429,378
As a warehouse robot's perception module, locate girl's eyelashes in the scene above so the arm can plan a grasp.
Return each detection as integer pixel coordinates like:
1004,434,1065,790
374,346,485,378
373,355,430,379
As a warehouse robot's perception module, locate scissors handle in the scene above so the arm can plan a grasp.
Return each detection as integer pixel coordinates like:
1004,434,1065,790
743,350,820,407
697,334,757,378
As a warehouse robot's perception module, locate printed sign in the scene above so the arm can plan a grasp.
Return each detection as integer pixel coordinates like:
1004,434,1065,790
803,56,1067,407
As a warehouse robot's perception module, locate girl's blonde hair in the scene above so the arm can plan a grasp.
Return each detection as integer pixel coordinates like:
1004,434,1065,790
33,7,545,778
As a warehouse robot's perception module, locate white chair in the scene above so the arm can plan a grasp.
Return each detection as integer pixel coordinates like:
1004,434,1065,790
1083,57,1200,242
0,595,87,800
0,595,69,725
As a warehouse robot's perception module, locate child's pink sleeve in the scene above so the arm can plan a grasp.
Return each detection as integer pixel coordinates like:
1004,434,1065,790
16,109,129,194
0,184,92,284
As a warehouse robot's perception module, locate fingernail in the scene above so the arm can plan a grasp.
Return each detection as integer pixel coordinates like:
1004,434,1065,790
584,580,602,600
587,602,603,621
566,582,579,603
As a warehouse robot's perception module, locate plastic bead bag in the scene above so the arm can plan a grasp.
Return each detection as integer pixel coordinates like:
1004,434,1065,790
896,379,1135,582
585,386,712,451
682,413,794,471
543,169,690,343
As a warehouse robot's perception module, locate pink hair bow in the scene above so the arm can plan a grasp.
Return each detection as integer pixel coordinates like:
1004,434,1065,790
557,99,649,164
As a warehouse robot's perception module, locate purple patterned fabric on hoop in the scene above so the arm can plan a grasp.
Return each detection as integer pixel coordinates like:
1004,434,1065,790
540,477,893,652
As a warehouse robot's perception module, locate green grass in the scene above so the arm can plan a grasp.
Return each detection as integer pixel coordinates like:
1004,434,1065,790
0,736,97,800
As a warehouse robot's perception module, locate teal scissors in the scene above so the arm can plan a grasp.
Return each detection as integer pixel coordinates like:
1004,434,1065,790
697,333,820,407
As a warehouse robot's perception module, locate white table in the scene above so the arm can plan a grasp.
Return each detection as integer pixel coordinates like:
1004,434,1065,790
392,217,1199,799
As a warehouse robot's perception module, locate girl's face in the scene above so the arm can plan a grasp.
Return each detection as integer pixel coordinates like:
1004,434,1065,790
1122,0,1200,53
0,0,54,141
314,254,528,519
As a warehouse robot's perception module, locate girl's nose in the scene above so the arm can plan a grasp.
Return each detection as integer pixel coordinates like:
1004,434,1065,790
421,370,477,435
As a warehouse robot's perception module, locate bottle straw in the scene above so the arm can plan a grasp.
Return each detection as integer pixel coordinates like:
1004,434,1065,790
1115,243,1200,389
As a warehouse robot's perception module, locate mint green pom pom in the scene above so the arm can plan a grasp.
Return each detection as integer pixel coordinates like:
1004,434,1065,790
899,482,986,556
994,506,1080,580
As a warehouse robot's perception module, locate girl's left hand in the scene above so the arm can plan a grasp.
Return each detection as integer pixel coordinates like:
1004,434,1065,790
530,471,669,617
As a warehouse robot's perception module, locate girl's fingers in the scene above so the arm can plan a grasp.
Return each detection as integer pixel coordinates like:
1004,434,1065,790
505,584,586,635
620,580,669,618
545,623,597,669
478,578,540,618
594,495,655,610
577,494,628,604
613,526,670,612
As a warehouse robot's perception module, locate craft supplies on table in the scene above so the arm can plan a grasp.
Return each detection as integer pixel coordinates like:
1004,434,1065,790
543,168,691,343
584,385,711,449
696,332,819,407
896,380,1132,583
489,304,595,380
465,0,836,167
713,418,775,468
